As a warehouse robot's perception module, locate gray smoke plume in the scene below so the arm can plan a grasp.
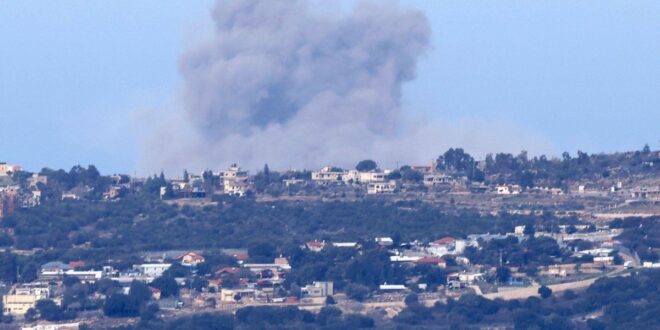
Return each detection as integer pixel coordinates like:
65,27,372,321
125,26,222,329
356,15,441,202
139,0,553,173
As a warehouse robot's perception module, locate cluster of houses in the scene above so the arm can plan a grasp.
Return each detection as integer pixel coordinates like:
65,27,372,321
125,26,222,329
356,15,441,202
1,163,37,218
311,166,399,194
155,163,469,198
160,164,250,199
299,223,634,294
1,159,658,213
1,249,336,320
1,223,652,328
0,176,43,219
311,165,466,194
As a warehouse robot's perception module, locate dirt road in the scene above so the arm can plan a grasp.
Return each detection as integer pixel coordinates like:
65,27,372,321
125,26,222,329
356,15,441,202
483,266,625,300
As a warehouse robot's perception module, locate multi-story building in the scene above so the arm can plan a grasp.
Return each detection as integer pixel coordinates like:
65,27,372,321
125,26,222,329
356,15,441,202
311,166,345,183
27,173,48,188
0,163,21,176
220,164,249,196
2,284,50,316
0,186,19,219
133,263,172,278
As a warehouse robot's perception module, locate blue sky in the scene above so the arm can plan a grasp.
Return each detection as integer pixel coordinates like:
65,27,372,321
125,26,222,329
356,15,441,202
1,1,658,174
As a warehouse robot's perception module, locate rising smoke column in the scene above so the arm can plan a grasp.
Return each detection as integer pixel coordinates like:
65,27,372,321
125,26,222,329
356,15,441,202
175,0,431,170
140,0,554,173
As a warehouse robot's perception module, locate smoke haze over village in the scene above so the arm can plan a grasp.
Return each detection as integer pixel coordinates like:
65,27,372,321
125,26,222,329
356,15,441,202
139,0,553,174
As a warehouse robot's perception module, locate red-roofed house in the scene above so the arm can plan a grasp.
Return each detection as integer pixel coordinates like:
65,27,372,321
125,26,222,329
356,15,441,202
215,267,241,277
305,241,325,252
208,279,222,291
68,261,86,269
176,252,205,266
433,237,456,246
234,253,249,263
428,237,457,256
415,257,447,268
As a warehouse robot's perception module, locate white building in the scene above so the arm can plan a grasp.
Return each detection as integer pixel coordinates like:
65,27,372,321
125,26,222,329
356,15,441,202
61,192,81,200
302,281,334,297
375,237,394,246
283,179,305,187
367,180,397,194
423,173,454,187
134,263,172,278
358,171,388,183
496,184,521,195
221,164,249,196
341,170,360,184
576,248,613,257
379,284,407,291
311,166,345,183
447,272,484,285
331,242,359,248
390,255,422,262
593,256,614,265
22,322,81,330
642,262,660,268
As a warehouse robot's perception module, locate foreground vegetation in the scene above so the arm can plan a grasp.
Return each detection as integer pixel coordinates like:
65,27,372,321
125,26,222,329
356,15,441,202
84,269,659,330
0,196,560,283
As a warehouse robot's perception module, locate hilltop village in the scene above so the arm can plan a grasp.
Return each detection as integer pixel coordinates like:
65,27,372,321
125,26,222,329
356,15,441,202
0,147,658,329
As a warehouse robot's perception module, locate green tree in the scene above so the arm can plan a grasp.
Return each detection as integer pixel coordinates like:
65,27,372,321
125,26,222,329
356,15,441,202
642,144,651,154
538,285,552,299
129,280,152,304
356,160,377,172
248,241,277,262
140,303,160,321
345,284,370,301
0,233,14,247
263,164,270,182
326,296,336,305
519,170,535,188
0,252,17,283
496,267,511,283
24,308,38,322
150,276,179,298
36,299,75,321
437,148,474,172
404,293,419,306
103,294,139,317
